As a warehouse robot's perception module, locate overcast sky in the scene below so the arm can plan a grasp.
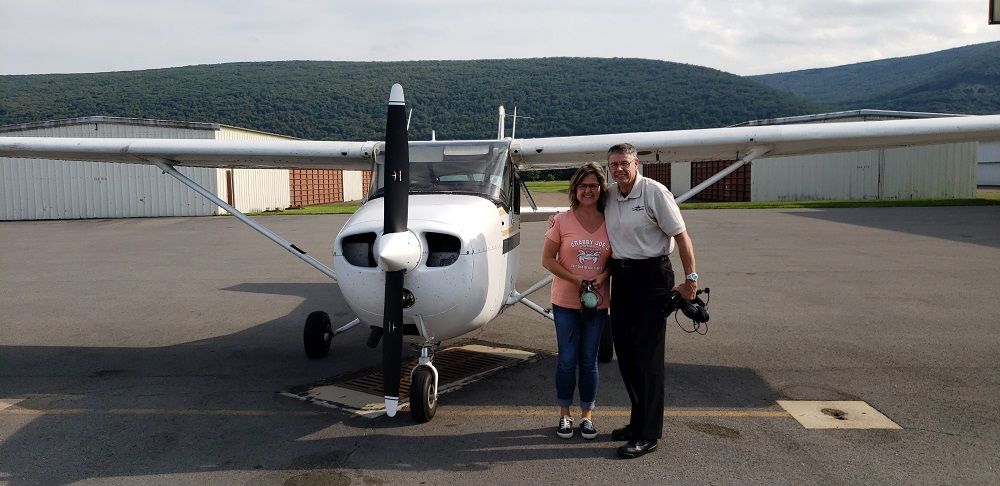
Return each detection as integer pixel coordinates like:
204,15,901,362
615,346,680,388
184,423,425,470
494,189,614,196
0,0,997,76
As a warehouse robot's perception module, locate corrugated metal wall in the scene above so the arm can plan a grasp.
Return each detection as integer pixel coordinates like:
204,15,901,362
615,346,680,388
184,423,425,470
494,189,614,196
751,142,976,201
217,127,292,212
231,169,290,212
670,162,692,195
343,171,365,201
1,158,220,219
752,151,881,201
978,140,1000,186
882,143,976,199
1,121,297,220
1,121,223,219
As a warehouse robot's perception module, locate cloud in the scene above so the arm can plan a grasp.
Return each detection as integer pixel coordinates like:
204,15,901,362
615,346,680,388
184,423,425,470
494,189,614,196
0,0,996,75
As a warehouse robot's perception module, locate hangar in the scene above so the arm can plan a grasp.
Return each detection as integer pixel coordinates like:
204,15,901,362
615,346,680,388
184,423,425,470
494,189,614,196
645,110,984,202
0,117,368,220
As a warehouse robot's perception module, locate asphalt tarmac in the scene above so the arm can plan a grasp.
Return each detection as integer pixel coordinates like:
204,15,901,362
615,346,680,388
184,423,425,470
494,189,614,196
1,206,998,485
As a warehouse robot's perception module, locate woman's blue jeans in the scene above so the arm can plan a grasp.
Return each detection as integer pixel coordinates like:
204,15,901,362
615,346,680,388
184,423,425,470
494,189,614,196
552,304,607,410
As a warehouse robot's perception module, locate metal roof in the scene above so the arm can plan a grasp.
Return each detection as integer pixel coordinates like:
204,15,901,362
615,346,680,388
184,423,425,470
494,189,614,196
733,109,966,127
0,116,220,133
0,116,299,139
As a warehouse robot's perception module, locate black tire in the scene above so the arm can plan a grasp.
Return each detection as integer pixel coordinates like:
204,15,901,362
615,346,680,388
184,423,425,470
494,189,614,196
598,318,614,363
303,311,332,359
409,367,438,423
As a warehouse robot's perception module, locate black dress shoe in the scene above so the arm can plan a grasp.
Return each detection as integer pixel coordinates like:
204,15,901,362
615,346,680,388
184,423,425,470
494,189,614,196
617,439,658,459
611,425,635,441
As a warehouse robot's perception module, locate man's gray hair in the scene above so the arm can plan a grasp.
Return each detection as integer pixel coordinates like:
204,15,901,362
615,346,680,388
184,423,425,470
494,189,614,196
607,143,638,161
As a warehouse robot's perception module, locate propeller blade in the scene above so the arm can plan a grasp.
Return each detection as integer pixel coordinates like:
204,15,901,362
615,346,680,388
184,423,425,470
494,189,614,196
382,83,409,417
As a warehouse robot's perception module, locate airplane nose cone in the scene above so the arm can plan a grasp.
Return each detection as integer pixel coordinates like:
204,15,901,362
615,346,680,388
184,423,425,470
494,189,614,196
374,230,422,272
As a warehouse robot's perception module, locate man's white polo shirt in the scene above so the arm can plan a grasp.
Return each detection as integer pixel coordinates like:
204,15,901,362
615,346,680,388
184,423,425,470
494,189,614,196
605,173,686,260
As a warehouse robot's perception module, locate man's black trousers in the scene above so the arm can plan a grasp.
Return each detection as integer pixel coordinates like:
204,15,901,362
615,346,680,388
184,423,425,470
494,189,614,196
610,256,674,440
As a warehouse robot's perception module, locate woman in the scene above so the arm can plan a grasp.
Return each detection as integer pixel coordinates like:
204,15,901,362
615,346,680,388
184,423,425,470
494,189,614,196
541,162,612,440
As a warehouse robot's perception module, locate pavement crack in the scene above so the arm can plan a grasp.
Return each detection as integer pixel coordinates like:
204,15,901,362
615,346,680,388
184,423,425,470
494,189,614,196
907,427,965,438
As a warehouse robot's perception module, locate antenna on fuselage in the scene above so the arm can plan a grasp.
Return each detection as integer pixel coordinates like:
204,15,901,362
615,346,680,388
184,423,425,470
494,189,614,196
431,130,436,141
508,107,532,140
511,107,518,140
407,108,413,132
497,105,506,139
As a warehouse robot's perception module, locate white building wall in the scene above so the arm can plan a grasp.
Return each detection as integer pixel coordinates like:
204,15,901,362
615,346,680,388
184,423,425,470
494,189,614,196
343,170,364,201
978,140,1000,186
231,169,290,212
216,126,296,141
217,126,293,212
1,121,222,220
1,121,298,220
751,142,975,201
1,158,219,219
752,151,881,201
882,143,976,199
669,162,692,196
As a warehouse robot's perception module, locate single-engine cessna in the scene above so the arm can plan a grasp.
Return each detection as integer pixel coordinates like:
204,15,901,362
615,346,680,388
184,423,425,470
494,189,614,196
3,85,1000,422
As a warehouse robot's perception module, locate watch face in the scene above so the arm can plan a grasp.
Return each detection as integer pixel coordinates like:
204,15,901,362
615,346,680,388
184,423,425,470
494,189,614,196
687,273,698,281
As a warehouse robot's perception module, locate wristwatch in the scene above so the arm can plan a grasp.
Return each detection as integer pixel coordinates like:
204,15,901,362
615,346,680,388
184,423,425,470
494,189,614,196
685,272,699,282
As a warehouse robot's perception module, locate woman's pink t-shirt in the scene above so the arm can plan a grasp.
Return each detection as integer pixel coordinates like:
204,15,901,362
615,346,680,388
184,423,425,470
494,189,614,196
544,210,612,309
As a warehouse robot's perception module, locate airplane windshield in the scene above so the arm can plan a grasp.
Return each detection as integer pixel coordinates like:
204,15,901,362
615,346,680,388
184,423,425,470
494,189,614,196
369,140,511,204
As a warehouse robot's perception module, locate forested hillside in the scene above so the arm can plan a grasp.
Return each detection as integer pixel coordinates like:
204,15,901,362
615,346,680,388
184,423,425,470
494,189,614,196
750,41,1000,114
0,59,823,140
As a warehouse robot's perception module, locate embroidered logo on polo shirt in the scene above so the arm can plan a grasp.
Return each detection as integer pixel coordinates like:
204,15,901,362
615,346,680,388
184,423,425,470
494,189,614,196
631,205,644,212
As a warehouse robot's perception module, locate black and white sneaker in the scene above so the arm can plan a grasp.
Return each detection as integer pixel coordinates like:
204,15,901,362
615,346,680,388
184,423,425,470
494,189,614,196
557,416,574,439
580,419,598,440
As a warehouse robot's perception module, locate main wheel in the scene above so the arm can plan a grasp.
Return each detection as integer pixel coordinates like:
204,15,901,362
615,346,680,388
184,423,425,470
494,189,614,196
303,311,332,359
409,367,438,423
598,319,614,363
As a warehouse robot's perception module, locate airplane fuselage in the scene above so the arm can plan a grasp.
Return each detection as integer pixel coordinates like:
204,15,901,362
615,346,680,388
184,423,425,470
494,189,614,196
333,139,522,344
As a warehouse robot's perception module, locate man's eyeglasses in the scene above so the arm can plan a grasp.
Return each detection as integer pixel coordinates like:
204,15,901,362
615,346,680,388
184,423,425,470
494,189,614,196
577,183,601,191
609,161,633,169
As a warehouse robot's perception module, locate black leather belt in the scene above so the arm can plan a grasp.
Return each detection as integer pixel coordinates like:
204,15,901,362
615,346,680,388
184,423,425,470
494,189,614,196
615,255,668,268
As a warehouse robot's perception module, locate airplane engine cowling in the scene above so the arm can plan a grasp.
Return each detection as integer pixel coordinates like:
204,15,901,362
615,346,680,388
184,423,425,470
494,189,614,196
333,194,505,342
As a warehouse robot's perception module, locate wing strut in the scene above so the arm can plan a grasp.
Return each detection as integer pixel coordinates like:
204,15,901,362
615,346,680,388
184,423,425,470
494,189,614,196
515,169,538,211
505,275,555,320
674,146,771,204
146,157,337,281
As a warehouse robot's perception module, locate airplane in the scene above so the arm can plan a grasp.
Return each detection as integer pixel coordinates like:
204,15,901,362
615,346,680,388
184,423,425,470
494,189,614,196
3,84,1000,423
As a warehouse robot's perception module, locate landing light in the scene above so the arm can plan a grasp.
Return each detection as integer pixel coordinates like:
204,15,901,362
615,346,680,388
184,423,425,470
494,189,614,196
402,289,415,309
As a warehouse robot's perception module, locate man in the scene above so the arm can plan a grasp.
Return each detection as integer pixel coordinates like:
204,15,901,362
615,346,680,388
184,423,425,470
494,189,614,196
605,143,698,459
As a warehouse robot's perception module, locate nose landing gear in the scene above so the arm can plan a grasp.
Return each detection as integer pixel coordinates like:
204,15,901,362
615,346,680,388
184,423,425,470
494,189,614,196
409,346,439,423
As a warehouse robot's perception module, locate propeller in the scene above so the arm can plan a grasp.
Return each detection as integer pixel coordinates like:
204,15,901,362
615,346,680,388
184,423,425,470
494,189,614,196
376,84,413,417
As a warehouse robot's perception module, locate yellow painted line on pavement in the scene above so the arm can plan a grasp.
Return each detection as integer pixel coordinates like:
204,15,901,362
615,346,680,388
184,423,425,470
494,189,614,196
441,406,790,418
1,407,329,417
2,405,788,418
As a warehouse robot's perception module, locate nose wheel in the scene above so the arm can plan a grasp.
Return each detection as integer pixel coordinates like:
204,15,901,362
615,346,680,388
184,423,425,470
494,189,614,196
409,346,439,423
410,366,438,422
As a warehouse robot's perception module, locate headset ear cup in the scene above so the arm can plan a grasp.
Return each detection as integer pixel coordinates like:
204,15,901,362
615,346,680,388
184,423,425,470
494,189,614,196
680,298,709,323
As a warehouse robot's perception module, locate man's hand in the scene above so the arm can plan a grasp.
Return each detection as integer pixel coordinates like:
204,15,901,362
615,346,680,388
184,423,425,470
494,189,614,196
674,280,697,301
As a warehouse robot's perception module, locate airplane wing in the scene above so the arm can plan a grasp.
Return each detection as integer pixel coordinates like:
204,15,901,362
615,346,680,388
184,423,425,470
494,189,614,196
0,137,377,170
6,114,1000,171
511,114,1000,168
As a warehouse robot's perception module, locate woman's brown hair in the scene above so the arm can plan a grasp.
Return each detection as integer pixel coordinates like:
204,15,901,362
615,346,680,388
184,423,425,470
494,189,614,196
568,162,609,212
